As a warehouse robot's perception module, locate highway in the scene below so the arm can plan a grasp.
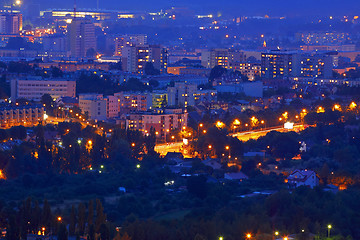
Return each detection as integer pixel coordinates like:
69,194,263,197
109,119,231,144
155,124,305,156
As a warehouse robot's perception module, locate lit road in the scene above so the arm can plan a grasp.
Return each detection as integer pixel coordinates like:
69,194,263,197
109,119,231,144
230,124,304,141
155,124,305,156
155,142,186,157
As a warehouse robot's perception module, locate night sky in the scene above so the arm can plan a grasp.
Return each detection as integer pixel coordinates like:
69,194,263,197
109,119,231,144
19,0,360,16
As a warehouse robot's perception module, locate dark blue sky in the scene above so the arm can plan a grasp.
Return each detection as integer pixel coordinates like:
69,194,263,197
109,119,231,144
29,0,360,16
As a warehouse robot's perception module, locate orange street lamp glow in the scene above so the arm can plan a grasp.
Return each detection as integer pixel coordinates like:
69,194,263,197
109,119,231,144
233,119,241,125
246,233,251,239
225,146,230,150
208,145,212,149
131,143,135,147
57,216,62,221
349,102,357,109
199,123,203,127
216,121,225,128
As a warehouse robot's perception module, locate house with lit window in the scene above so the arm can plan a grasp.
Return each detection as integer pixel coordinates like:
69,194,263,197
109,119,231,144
286,170,319,189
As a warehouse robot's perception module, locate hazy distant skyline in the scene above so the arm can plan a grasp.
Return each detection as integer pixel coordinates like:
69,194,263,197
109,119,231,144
24,0,360,17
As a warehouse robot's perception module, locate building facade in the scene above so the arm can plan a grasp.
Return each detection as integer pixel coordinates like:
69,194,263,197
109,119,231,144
79,94,107,121
261,51,295,79
0,104,44,128
125,109,188,138
122,45,168,73
68,18,96,58
0,12,22,34
201,49,246,69
11,78,76,101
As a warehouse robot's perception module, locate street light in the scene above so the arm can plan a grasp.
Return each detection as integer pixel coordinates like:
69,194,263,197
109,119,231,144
57,216,62,221
328,224,332,238
216,121,225,128
275,231,279,236
246,233,251,239
219,237,223,240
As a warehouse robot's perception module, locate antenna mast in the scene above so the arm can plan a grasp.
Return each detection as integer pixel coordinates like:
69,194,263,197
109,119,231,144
73,0,77,19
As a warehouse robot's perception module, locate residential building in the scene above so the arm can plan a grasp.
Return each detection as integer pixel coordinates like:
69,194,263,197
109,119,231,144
0,12,22,34
105,95,120,119
122,45,168,73
167,82,197,107
167,66,211,76
296,31,351,45
237,62,261,80
114,34,147,56
125,108,188,138
68,18,96,58
167,82,217,107
152,91,168,109
0,104,44,128
79,94,107,121
10,77,76,101
201,49,246,69
114,92,152,113
292,53,333,78
286,170,319,188
261,50,296,79
215,81,263,98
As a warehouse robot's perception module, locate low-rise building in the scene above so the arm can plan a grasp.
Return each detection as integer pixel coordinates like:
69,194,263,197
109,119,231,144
79,94,107,121
124,108,188,138
0,104,44,128
114,92,152,113
286,170,319,188
11,77,76,101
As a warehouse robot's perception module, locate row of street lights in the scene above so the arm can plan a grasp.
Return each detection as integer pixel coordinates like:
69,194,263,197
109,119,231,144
218,225,333,240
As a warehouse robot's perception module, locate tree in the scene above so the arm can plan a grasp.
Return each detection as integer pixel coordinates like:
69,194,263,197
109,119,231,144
41,199,52,233
144,62,160,75
78,203,86,235
187,175,208,199
88,200,94,226
69,205,77,236
57,223,68,240
41,94,54,113
99,223,110,240
145,127,156,155
95,199,106,232
209,65,226,82
51,67,63,78
110,61,122,71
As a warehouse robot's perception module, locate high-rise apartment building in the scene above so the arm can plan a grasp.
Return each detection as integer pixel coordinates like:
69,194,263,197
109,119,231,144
122,45,168,73
201,49,246,69
292,53,334,79
68,18,96,58
114,34,147,56
261,51,295,79
0,12,22,34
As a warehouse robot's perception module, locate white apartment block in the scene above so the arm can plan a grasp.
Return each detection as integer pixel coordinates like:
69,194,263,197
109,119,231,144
11,77,76,101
